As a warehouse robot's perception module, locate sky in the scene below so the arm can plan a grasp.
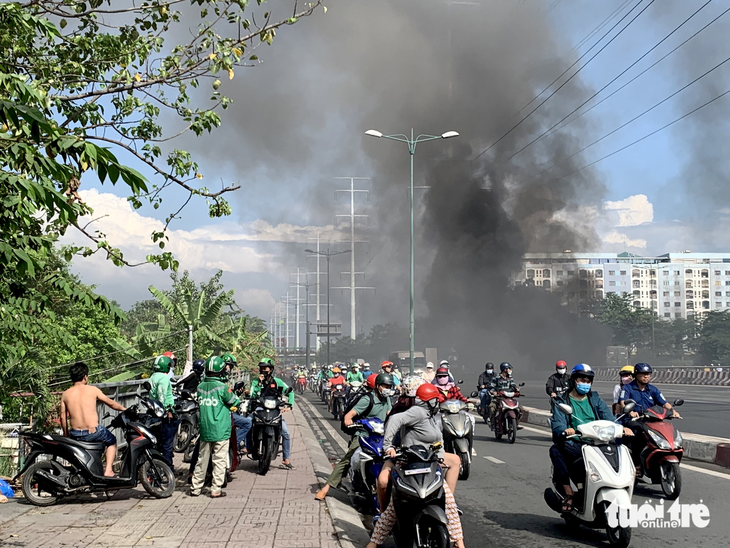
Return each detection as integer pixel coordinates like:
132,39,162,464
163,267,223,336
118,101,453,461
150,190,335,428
62,0,730,326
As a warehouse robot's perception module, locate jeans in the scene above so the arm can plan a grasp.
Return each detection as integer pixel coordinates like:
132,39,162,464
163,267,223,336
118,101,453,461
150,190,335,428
479,389,491,410
158,417,179,470
69,425,117,448
232,414,252,450
281,418,291,460
549,442,584,488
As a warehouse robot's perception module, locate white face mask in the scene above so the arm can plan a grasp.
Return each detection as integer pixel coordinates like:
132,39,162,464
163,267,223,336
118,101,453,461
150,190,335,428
486,369,493,374
380,387,395,398
557,368,567,375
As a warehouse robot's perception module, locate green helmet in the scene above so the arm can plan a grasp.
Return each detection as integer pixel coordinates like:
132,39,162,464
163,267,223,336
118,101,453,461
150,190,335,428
258,358,274,368
221,353,237,367
152,355,172,373
205,356,227,376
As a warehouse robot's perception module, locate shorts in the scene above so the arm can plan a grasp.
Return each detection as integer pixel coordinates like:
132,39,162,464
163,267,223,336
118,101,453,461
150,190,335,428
70,425,117,448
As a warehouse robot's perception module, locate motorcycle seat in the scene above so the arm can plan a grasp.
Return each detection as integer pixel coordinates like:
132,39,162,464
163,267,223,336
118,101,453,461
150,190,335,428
51,434,107,451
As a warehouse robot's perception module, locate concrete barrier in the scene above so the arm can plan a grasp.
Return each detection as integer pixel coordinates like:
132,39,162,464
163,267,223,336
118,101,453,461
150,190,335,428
521,406,730,469
594,367,730,386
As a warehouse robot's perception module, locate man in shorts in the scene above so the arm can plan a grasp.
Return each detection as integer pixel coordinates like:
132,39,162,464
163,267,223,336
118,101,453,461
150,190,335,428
60,362,126,477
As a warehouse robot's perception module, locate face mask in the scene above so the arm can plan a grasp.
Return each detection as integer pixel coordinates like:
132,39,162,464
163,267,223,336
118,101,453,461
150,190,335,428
380,387,394,398
557,368,566,375
486,369,493,374
575,382,591,395
621,376,633,385
427,399,440,413
436,376,449,386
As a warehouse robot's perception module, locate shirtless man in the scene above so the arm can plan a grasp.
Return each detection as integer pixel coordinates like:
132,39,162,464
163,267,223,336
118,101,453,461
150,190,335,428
60,362,126,477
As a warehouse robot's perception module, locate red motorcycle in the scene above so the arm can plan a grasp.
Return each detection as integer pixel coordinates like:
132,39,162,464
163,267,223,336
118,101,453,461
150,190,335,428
492,383,524,444
296,376,307,395
631,399,684,499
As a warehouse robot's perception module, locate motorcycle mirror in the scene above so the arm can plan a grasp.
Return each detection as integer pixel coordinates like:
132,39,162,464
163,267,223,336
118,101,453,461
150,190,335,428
519,382,525,387
673,399,684,407
557,403,573,416
622,399,636,414
458,379,464,384
142,381,151,391
470,391,478,398
284,387,293,396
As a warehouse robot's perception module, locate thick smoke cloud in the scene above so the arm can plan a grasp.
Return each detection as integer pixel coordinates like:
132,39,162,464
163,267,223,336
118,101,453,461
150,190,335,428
193,0,620,372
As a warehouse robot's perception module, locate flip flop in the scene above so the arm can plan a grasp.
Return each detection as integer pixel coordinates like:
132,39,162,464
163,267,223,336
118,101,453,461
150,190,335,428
279,462,296,470
561,496,573,513
209,491,227,498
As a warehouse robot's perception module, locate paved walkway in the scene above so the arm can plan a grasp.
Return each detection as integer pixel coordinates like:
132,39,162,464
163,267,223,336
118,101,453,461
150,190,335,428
0,406,342,548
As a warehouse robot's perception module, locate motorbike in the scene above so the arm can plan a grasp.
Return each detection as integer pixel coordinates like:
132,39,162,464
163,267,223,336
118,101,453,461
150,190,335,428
250,389,293,475
388,443,451,548
15,397,174,507
331,383,348,420
172,388,199,453
439,398,475,480
321,382,332,407
631,399,684,499
492,383,525,444
544,400,636,548
348,417,385,514
296,376,307,395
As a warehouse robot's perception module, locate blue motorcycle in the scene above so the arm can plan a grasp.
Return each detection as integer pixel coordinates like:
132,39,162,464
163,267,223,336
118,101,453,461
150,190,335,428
348,417,385,513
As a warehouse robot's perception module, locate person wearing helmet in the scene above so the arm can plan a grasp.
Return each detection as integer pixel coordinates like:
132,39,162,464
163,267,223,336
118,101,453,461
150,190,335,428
477,362,496,414
422,361,436,383
149,355,178,470
549,363,633,512
361,362,374,381
619,363,680,472
613,366,635,415
389,374,426,416
189,356,241,498
380,361,401,387
316,372,393,502
327,367,347,414
175,358,206,393
162,351,178,378
431,360,455,385
368,383,465,548
433,367,468,403
249,358,296,470
346,363,364,385
488,362,517,429
546,360,570,411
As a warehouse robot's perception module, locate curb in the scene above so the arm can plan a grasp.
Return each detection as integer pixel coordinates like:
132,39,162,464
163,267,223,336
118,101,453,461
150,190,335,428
293,403,371,548
521,406,730,468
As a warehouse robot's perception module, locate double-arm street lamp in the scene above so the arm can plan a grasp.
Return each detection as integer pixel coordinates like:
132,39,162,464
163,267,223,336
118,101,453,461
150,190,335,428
305,248,351,368
292,280,318,369
365,128,459,374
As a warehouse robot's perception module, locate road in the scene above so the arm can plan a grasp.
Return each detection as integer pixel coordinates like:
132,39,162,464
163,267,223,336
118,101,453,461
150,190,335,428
298,390,730,548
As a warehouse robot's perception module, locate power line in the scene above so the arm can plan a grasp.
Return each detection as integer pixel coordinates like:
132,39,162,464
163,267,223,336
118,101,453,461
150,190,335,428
572,0,634,53
545,85,730,184
504,0,713,163
474,0,655,161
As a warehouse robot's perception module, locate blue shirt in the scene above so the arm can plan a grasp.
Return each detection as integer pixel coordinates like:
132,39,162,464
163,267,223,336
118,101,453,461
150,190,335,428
618,380,667,413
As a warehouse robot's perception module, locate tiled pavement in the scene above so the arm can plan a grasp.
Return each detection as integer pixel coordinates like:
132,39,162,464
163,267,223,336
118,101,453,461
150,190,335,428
0,407,343,548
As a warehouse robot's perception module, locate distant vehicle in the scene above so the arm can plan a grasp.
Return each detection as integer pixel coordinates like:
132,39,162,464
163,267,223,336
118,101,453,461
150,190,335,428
388,351,426,373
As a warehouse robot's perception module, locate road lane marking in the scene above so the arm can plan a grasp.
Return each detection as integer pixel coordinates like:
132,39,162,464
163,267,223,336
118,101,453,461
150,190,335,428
682,463,730,481
484,456,505,464
298,397,349,452
521,425,551,436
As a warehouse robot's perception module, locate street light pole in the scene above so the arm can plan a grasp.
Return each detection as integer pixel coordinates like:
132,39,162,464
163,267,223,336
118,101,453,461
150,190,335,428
293,280,318,369
365,127,459,374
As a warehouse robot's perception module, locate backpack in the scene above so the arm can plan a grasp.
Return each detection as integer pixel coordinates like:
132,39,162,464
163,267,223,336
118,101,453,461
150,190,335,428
340,390,375,433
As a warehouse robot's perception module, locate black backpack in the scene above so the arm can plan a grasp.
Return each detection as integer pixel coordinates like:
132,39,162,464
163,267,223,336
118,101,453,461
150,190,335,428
340,390,375,434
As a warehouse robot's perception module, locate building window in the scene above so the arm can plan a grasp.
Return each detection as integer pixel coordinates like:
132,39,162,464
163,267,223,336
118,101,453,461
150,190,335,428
663,291,669,297
675,302,682,308
650,270,656,276
686,269,693,275
557,270,563,276
633,290,640,297
675,281,680,286
632,270,640,278
579,279,588,288
609,281,616,287
727,302,730,307
620,270,627,276
726,281,730,286
663,281,670,286
726,271,730,276
716,292,723,297
664,302,671,307
527,269,535,278
701,269,709,278
702,290,710,299
596,280,604,288
580,290,587,299
664,313,671,318
543,280,551,289
595,290,603,298
608,270,615,276
675,312,682,318
568,270,575,276
633,301,641,307
663,271,669,276
674,291,681,297
596,270,603,278
632,280,641,288
686,281,693,288
716,302,722,308
556,280,563,286
703,301,710,310
543,269,551,278
620,281,627,286
674,270,680,276
686,291,694,299
716,280,722,286
580,269,587,278
702,280,709,288
715,271,721,276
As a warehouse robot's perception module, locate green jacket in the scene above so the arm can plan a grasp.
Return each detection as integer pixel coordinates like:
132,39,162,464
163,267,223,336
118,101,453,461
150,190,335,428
149,372,174,410
250,377,295,406
197,378,240,442
346,371,364,384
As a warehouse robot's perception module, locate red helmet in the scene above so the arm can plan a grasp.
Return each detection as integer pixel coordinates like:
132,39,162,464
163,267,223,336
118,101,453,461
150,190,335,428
416,383,441,402
436,367,449,376
381,361,394,369
163,351,177,368
367,374,377,389
556,360,567,368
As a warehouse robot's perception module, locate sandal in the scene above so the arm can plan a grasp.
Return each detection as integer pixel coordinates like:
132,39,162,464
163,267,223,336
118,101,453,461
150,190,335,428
561,495,574,513
209,491,227,498
279,462,296,470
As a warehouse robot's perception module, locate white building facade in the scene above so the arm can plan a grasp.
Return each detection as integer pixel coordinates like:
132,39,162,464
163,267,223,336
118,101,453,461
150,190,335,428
512,252,730,319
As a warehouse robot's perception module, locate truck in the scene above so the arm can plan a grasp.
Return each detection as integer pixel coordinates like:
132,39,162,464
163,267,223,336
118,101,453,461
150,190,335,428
388,351,427,374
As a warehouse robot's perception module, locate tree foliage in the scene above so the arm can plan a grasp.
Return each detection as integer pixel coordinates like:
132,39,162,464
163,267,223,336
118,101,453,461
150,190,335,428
315,323,409,366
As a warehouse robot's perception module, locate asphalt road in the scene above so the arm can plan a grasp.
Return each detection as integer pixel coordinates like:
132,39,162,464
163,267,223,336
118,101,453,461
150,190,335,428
298,390,730,548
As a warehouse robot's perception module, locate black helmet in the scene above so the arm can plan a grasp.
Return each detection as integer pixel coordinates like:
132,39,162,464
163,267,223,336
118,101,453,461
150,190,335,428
485,362,494,370
375,373,394,387
192,359,205,375
634,363,653,375
500,362,512,372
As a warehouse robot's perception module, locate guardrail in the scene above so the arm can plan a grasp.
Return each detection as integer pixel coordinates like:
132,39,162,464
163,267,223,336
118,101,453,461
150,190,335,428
593,367,730,385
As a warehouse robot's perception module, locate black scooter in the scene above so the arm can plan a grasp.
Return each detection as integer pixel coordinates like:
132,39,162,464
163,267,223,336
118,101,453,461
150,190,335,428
172,388,199,453
14,397,175,506
250,388,292,476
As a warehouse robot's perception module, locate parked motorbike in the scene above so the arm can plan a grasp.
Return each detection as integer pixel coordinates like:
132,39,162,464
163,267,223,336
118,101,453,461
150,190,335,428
388,443,450,548
631,399,684,499
348,417,385,514
493,383,525,444
544,400,636,548
331,383,348,421
250,389,293,475
15,397,174,506
172,388,199,453
439,398,475,480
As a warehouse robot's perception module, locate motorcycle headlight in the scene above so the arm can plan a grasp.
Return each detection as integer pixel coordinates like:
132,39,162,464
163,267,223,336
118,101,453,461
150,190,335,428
674,430,683,449
592,424,618,442
647,429,671,450
503,391,515,398
264,399,277,410
371,422,385,435
588,461,602,483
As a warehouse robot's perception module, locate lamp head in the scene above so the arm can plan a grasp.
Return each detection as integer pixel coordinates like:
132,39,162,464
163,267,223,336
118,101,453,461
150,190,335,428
365,129,383,138
304,249,315,254
441,131,459,139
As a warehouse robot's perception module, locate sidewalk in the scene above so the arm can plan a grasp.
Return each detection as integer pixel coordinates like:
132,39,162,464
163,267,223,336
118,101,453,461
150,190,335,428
0,407,342,548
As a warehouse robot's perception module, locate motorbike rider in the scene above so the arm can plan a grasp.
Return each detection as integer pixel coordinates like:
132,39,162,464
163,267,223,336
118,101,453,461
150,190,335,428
619,363,680,473
380,361,401,388
613,365,634,415
59,362,126,478
361,362,375,380
315,372,393,501
434,366,475,456
488,362,518,429
176,359,205,393
431,360,456,385
422,361,436,383
149,354,178,471
346,363,364,384
368,382,465,548
549,363,634,512
219,353,251,454
477,362,495,414
546,360,570,410
327,367,347,413
249,358,296,470
188,355,240,498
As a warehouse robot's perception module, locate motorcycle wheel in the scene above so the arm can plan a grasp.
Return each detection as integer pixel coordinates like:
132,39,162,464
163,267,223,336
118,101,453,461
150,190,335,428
660,461,682,500
414,518,450,548
507,417,517,444
494,421,503,440
22,460,61,507
458,451,470,480
258,436,275,476
174,420,193,453
139,456,175,499
183,437,197,463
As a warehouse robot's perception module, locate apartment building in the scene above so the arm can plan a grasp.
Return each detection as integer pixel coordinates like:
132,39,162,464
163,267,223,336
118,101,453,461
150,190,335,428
512,252,730,319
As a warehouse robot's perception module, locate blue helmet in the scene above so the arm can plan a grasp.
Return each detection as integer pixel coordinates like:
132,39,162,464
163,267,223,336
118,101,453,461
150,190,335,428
192,359,205,375
500,362,512,372
634,363,653,375
570,363,594,381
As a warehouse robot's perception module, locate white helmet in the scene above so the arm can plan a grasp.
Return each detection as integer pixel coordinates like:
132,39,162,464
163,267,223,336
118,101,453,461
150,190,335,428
439,360,450,368
401,375,425,397
426,362,434,369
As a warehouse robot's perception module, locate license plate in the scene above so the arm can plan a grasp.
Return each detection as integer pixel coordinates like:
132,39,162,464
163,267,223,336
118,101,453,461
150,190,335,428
404,468,430,476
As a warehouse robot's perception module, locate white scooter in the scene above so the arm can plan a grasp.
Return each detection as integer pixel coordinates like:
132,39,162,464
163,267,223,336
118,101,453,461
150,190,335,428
544,400,636,548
